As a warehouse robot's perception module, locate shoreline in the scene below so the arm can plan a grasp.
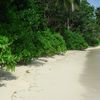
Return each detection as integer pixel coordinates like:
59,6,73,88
85,45,100,50
0,46,100,100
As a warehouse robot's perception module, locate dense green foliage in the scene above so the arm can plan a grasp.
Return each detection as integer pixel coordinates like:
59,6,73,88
63,30,88,50
0,0,100,71
68,0,100,46
0,35,17,71
32,29,66,57
83,32,100,46
0,0,67,70
96,7,100,26
95,7,100,40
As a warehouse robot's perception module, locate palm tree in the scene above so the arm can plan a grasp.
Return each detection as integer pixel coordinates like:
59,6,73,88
56,0,81,29
56,0,80,11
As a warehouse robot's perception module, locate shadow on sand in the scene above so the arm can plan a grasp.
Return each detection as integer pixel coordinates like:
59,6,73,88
80,49,100,100
0,70,17,87
0,70,17,81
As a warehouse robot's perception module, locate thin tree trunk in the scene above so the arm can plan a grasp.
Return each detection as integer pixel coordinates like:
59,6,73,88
67,17,70,30
71,1,75,12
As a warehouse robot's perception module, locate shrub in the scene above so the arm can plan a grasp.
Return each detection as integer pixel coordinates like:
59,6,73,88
0,35,17,71
32,29,67,57
10,28,66,64
62,30,88,50
83,32,100,46
11,28,35,64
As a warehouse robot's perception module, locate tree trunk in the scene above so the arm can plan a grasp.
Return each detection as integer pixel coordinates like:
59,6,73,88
67,17,70,30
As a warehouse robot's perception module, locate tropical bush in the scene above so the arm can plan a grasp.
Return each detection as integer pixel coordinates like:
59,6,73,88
32,29,67,57
0,35,17,71
62,30,88,50
83,33,100,46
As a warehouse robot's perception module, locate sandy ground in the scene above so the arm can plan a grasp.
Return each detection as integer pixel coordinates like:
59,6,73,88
0,46,100,100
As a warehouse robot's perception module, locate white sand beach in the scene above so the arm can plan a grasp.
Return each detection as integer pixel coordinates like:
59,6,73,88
0,46,100,100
